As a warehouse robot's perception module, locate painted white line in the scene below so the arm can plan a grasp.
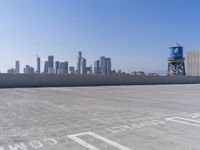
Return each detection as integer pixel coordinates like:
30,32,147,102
69,132,99,150
68,131,131,150
165,117,200,127
186,113,200,119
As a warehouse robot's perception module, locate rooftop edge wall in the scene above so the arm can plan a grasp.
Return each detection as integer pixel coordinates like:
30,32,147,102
0,74,200,88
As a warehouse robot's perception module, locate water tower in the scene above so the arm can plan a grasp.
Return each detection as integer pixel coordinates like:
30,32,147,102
168,43,186,76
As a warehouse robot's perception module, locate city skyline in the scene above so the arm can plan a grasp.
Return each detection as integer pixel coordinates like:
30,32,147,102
1,0,200,73
6,51,114,75
4,46,200,75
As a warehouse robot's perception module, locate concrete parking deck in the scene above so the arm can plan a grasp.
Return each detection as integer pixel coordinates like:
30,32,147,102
0,84,200,150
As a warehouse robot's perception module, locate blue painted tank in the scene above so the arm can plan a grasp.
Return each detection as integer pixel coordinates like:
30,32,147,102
169,43,183,59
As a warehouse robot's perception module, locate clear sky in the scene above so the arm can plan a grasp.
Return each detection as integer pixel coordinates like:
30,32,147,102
0,0,200,73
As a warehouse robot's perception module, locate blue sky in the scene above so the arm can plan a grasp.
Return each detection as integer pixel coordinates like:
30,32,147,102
0,0,200,73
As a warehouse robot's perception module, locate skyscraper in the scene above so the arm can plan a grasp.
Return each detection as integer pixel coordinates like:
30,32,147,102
44,61,49,74
55,61,60,74
77,51,82,75
69,66,75,75
36,56,41,74
48,56,54,68
15,60,20,74
48,68,56,74
100,56,106,75
24,65,34,74
100,56,111,75
60,61,68,74
106,58,111,75
94,60,100,75
80,58,87,75
187,51,200,76
89,65,93,75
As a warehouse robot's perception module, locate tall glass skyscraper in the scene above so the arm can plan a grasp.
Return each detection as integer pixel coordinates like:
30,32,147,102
44,61,49,74
77,51,82,75
48,56,54,68
80,58,87,75
36,56,41,74
94,60,100,75
60,61,68,75
15,60,20,74
100,56,111,75
55,61,60,74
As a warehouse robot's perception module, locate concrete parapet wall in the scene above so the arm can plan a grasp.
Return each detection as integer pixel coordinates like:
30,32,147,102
0,74,200,88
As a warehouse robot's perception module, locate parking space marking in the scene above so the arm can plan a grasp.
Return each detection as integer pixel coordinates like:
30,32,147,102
165,117,200,127
4,112,200,150
68,131,131,150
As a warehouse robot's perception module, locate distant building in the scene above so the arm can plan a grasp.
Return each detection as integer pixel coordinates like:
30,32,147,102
86,66,92,75
94,60,100,75
60,61,68,74
48,55,54,68
77,51,82,75
131,71,146,76
187,51,200,76
44,61,49,74
24,65,34,74
89,65,93,75
55,61,60,74
15,60,20,74
36,56,41,74
117,70,122,75
106,58,111,75
100,57,106,75
148,73,159,76
7,68,15,74
80,58,87,75
69,66,75,75
57,69,64,74
48,68,56,74
100,56,111,75
137,71,146,76
111,70,116,75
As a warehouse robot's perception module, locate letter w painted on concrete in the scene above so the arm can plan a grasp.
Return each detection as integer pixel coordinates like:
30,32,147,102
68,131,131,150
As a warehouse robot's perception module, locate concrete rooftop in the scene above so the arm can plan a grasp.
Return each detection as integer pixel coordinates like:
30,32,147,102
0,84,200,150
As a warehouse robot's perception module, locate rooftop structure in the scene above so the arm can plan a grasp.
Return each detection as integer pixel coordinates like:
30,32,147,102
168,43,186,76
187,50,200,76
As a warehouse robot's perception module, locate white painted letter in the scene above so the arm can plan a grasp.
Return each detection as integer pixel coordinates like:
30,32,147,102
44,138,58,145
8,143,28,150
29,141,43,149
106,127,126,133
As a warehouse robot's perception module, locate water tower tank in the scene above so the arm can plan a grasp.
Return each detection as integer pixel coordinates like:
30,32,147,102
169,43,184,60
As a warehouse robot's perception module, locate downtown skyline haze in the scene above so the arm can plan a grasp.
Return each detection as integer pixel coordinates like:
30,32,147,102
0,0,200,73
